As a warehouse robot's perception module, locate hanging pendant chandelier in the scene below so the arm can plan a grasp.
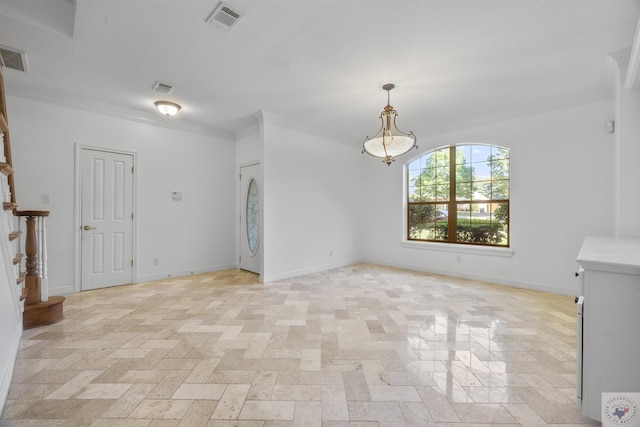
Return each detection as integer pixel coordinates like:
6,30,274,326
362,83,417,165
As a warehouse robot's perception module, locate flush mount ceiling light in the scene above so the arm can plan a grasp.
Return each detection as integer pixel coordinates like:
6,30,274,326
154,101,181,116
362,83,417,165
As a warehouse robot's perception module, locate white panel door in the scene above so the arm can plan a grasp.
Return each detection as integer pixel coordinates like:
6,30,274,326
240,163,260,274
81,149,134,290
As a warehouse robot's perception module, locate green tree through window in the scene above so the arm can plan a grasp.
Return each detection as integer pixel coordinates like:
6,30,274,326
407,144,509,246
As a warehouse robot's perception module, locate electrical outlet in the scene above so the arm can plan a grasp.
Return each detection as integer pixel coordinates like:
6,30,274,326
41,194,50,204
153,257,159,266
456,256,462,263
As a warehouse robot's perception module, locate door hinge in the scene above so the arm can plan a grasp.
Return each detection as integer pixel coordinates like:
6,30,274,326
131,259,134,266
132,166,134,173
239,256,241,263
131,212,134,220
239,174,242,181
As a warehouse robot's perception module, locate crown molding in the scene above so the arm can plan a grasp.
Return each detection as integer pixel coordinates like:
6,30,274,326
422,88,613,138
234,121,260,139
609,48,632,90
606,53,623,96
4,86,235,140
610,48,632,71
257,110,353,146
624,17,640,90
4,84,617,149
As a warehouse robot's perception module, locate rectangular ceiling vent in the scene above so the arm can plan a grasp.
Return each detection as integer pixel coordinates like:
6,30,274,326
0,45,28,72
206,2,243,32
152,81,174,94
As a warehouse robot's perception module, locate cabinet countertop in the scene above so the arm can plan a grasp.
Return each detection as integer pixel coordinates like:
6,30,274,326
577,236,640,275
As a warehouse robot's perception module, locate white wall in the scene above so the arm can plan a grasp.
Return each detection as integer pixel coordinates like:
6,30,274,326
261,112,364,282
236,122,261,167
362,99,616,296
7,95,237,293
3,93,626,298
0,118,22,411
0,215,22,412
616,87,640,237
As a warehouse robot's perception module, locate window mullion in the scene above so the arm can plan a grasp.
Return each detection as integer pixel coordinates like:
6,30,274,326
448,146,456,243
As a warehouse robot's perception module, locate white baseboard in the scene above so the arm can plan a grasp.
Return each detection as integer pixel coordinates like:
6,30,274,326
136,264,237,283
258,257,573,296
362,257,576,296
54,260,575,297
47,283,75,296
261,258,364,283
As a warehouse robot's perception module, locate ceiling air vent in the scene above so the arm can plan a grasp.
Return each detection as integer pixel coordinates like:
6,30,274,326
152,81,174,94
0,45,28,72
205,2,243,32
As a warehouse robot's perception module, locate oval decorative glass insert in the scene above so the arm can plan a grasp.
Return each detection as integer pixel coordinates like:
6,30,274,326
246,178,259,255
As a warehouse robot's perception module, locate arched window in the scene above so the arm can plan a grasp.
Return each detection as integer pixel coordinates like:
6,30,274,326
407,144,509,247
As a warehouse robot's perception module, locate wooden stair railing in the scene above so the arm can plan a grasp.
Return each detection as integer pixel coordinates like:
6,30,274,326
1,63,64,329
13,253,23,265
0,66,16,207
4,201,17,210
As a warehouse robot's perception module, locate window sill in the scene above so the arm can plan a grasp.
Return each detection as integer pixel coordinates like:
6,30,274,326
400,240,514,257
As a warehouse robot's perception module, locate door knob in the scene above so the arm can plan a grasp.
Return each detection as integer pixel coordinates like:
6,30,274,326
83,225,96,230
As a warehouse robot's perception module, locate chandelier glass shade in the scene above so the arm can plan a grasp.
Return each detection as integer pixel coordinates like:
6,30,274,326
154,101,181,116
362,83,417,165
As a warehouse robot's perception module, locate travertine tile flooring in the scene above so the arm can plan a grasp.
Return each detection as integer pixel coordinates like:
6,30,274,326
1,264,597,426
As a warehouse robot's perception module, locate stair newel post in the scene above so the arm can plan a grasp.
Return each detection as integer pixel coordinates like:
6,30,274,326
23,214,40,306
16,210,63,329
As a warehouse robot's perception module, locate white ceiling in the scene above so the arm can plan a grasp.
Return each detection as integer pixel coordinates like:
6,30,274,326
1,0,639,142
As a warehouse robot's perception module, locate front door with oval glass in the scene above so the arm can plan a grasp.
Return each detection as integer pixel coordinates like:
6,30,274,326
240,163,260,274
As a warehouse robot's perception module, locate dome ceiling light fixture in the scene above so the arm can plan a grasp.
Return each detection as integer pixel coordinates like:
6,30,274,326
362,83,417,166
154,100,181,116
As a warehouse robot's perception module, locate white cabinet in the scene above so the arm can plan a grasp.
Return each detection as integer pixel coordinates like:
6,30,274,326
576,237,640,421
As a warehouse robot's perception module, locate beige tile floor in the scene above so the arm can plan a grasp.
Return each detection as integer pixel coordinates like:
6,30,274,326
1,264,598,426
